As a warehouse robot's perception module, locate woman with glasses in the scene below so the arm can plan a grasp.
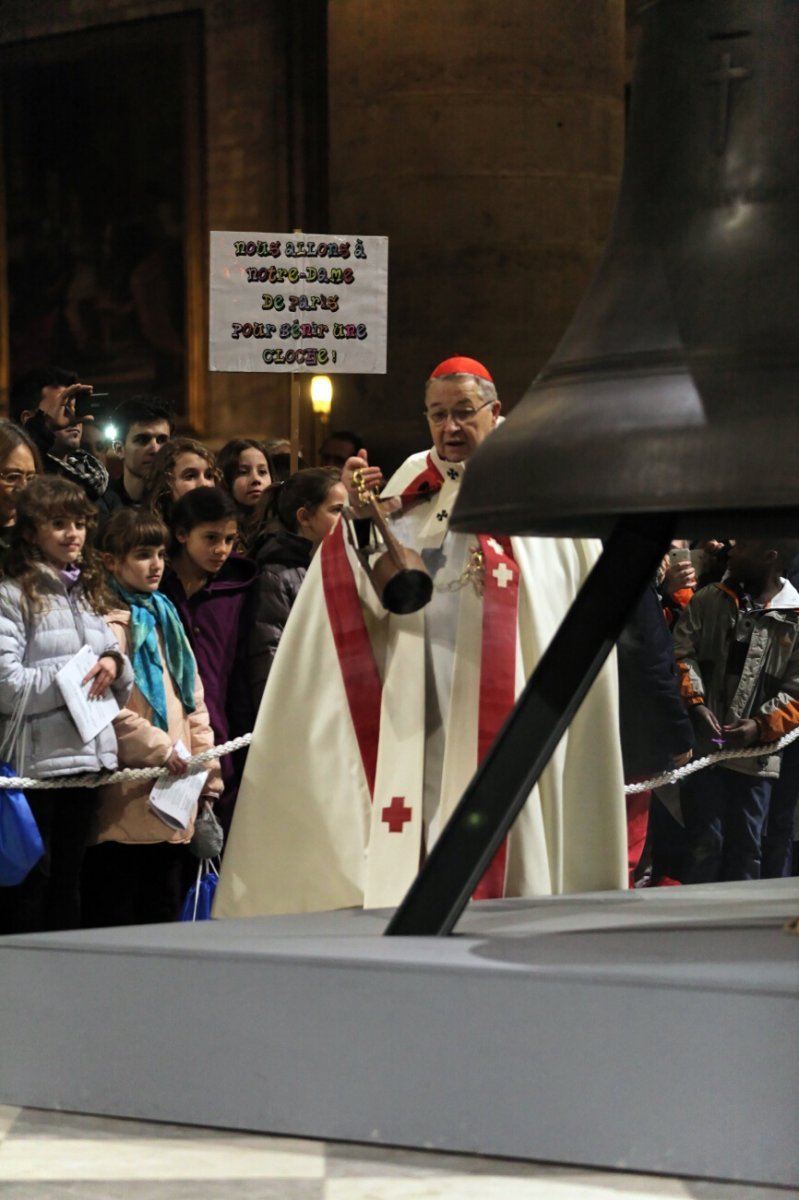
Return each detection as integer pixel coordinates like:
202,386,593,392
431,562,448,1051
0,420,41,538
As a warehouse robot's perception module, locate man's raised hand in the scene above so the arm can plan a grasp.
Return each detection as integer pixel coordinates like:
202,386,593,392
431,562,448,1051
39,382,94,429
342,448,383,505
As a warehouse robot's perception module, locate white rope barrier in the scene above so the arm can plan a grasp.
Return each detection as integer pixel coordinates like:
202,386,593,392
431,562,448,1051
2,723,798,795
623,723,799,793
0,734,253,790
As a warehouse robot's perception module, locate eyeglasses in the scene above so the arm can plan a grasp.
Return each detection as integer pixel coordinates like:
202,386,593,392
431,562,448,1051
0,470,37,486
424,398,494,427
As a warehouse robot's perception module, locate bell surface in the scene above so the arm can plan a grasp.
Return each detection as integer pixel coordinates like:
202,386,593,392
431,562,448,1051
452,0,799,538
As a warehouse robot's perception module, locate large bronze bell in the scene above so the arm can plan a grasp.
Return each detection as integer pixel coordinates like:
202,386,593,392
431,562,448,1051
388,0,799,936
453,0,799,539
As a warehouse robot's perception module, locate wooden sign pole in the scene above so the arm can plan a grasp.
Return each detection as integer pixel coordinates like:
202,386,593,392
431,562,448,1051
289,227,303,475
290,372,301,474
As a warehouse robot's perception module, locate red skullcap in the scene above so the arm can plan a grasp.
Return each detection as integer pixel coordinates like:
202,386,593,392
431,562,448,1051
429,356,494,383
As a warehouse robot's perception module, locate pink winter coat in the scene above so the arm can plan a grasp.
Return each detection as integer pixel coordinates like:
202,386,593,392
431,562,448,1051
95,606,223,845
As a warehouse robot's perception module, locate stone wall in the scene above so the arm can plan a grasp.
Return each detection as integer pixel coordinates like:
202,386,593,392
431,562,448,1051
203,0,296,445
0,0,305,445
327,0,626,470
1,0,625,463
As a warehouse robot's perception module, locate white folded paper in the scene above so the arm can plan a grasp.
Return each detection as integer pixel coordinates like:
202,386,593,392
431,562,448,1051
55,644,120,745
149,739,208,831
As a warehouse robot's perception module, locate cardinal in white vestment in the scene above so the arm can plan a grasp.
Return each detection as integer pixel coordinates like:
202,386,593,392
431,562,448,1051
215,357,627,917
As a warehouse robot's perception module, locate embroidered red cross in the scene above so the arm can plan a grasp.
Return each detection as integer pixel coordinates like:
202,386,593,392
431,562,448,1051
382,796,412,833
492,562,514,589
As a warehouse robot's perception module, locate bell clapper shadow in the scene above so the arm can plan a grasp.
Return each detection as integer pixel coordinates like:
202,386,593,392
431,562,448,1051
385,512,675,937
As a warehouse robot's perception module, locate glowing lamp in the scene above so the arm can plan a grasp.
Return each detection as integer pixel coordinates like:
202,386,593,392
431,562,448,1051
310,375,333,420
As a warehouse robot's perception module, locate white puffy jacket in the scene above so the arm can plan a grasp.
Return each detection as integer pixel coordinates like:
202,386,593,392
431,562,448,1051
0,567,133,778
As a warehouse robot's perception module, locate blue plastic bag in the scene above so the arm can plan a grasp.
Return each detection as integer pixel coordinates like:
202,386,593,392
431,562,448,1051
0,762,44,887
180,858,219,921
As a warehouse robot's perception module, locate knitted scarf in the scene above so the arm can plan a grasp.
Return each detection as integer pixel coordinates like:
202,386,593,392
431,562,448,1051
48,448,110,502
111,580,196,730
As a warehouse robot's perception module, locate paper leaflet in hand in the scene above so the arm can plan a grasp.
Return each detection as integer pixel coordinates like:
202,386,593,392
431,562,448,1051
149,739,208,831
55,644,120,744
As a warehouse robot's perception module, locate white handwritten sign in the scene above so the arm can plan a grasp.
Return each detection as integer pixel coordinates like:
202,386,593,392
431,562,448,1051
209,232,388,374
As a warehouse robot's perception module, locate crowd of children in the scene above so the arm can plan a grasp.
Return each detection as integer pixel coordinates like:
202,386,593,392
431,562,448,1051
0,376,797,935
0,384,349,934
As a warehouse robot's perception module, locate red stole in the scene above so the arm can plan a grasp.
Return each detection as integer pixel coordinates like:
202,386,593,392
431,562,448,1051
321,519,520,900
320,524,381,797
472,535,520,898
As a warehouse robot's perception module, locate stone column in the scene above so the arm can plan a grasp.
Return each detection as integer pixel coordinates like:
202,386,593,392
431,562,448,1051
204,0,328,449
327,0,626,470
204,0,293,444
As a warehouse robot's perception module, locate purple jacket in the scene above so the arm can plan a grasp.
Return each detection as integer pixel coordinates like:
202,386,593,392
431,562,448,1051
161,554,256,830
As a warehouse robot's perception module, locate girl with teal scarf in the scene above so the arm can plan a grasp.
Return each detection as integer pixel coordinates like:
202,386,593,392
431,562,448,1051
80,508,222,928
108,578,196,732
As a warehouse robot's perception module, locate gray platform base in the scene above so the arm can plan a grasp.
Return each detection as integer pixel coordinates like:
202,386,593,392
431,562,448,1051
1,879,798,1188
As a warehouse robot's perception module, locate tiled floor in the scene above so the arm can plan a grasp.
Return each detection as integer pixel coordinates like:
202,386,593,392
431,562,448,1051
0,1106,790,1199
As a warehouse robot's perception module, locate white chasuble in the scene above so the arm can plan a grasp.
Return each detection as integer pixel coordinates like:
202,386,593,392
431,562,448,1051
214,449,626,919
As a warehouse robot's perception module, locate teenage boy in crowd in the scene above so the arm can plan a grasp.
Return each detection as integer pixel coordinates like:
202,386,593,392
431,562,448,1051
107,395,175,507
674,537,799,883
